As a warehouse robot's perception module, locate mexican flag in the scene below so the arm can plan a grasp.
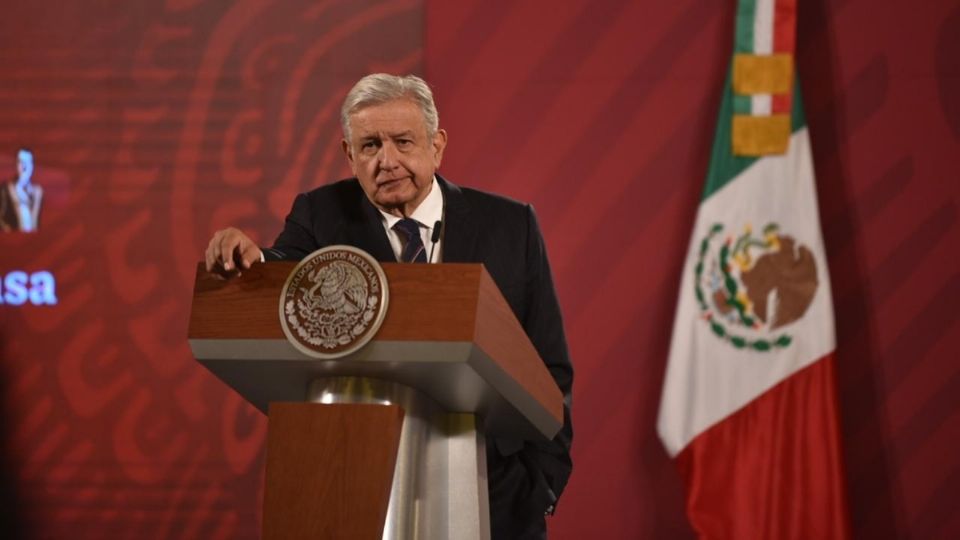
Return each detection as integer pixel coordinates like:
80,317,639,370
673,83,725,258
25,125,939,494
656,0,851,538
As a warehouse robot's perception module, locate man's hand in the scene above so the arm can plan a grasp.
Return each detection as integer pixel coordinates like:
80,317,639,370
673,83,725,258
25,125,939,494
205,227,263,274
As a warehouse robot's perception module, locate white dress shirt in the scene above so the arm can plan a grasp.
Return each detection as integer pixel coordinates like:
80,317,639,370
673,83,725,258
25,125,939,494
377,176,443,263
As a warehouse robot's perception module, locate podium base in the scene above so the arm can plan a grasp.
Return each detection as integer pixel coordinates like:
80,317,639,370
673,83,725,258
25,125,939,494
308,376,490,540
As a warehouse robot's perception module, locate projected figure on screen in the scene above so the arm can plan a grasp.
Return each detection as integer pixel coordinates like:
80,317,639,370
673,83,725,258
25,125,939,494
0,149,43,232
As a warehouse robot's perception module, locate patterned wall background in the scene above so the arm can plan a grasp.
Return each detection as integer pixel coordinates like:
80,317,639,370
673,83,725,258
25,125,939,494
0,1,422,538
0,0,957,538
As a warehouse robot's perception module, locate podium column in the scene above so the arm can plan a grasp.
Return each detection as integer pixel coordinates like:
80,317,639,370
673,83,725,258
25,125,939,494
303,376,490,540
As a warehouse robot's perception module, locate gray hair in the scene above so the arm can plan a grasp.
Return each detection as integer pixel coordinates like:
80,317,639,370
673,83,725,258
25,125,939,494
340,73,439,140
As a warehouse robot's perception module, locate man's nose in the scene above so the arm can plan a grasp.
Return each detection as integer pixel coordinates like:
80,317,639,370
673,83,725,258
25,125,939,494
378,142,399,169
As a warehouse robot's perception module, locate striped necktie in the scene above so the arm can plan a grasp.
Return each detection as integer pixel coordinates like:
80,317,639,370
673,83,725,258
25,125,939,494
393,218,427,263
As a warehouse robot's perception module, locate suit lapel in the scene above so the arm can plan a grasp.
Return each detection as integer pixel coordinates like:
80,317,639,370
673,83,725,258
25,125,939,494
437,175,478,263
344,194,397,263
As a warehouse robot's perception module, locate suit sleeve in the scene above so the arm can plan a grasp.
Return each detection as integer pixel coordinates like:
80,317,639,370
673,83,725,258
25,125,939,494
262,193,319,261
520,204,574,508
486,204,573,531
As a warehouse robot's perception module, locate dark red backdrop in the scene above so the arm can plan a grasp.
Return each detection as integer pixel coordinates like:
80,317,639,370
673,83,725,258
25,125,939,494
0,0,957,538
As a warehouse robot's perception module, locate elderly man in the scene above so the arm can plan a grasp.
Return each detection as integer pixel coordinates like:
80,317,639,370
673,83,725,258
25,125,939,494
0,149,42,232
205,73,573,538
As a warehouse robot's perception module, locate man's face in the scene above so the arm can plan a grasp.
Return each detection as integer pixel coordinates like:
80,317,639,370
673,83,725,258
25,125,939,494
342,98,447,216
17,150,33,181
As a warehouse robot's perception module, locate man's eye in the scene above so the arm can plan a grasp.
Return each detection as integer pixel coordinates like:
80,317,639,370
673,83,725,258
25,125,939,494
397,139,412,147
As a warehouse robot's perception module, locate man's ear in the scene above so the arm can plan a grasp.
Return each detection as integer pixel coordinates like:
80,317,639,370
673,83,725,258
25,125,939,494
342,139,363,178
432,129,448,166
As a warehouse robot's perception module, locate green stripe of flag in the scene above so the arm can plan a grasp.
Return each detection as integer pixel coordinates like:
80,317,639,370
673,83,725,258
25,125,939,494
701,65,809,201
735,0,757,53
733,94,752,114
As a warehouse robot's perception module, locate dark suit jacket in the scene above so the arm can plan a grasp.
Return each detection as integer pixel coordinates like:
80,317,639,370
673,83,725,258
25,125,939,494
264,175,573,538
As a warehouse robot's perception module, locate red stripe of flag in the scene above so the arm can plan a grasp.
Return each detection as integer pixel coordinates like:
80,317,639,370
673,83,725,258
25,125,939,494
773,0,797,53
772,0,797,115
675,353,851,540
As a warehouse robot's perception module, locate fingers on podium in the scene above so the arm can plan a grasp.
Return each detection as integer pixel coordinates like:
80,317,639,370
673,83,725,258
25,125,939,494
205,228,259,272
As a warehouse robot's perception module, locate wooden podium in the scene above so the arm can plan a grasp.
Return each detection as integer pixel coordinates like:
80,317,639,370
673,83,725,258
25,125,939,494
188,262,564,540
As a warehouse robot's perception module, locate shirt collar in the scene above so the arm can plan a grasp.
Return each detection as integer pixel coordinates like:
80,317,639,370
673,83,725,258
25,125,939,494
377,176,443,229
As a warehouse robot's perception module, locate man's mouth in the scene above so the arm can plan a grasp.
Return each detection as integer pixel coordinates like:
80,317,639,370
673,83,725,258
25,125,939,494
377,176,409,187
